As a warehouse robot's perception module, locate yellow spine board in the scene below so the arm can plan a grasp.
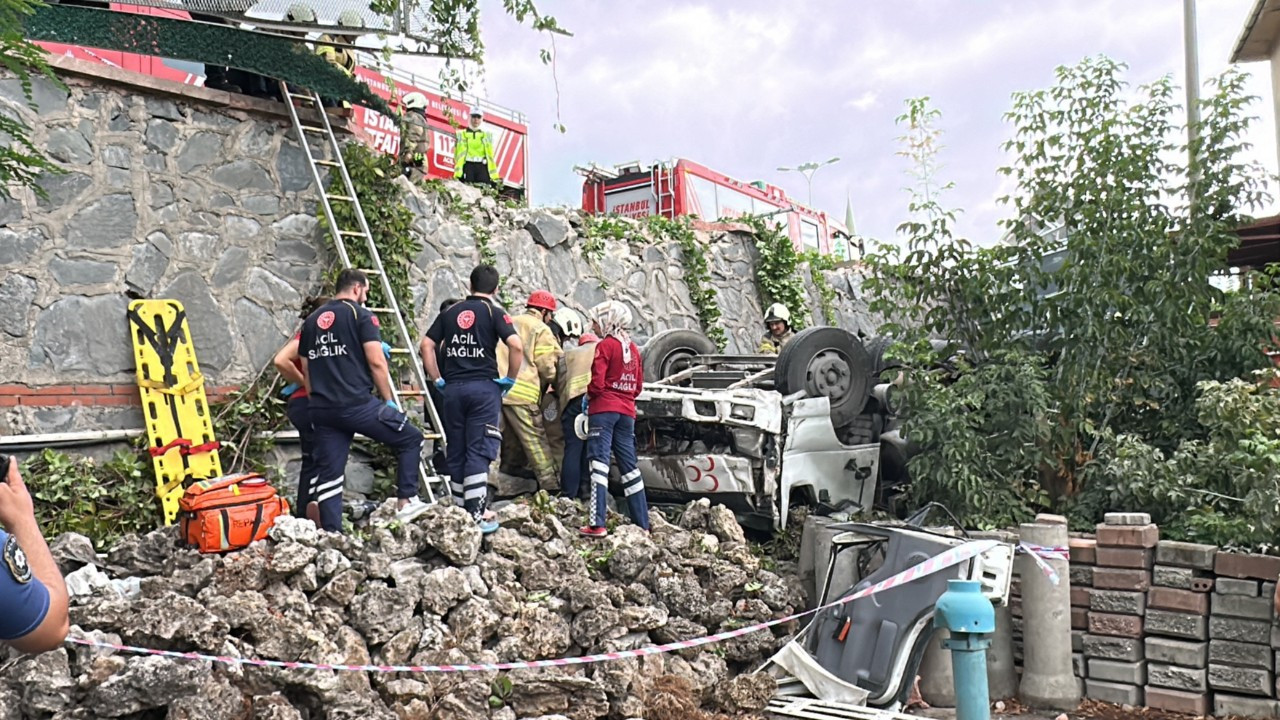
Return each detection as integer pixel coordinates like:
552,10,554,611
127,299,223,525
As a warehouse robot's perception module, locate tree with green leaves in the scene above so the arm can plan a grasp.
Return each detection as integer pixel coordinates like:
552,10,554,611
864,56,1280,530
0,0,60,199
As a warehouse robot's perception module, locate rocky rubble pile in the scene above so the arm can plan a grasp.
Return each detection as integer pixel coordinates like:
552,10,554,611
1,498,801,720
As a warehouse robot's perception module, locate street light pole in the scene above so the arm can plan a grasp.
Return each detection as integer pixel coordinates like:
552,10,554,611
778,156,841,207
1184,0,1200,179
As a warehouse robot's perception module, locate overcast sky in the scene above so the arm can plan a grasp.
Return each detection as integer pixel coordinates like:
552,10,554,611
400,0,1275,246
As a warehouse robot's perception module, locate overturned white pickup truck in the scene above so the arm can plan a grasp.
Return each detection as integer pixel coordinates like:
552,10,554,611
633,327,914,531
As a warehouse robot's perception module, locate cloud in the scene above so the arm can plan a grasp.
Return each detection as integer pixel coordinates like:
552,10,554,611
846,91,880,112
394,0,1275,247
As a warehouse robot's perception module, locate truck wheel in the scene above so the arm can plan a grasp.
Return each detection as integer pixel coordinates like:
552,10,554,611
864,336,897,374
775,327,871,430
642,329,716,384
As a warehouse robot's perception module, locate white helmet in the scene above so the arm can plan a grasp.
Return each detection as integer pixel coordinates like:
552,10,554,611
553,307,584,339
285,3,315,22
764,303,791,325
402,92,428,111
337,9,364,28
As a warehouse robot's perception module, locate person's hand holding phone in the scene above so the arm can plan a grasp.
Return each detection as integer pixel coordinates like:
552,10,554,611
0,457,36,533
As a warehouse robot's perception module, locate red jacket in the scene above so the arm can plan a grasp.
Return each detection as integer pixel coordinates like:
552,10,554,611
587,336,643,417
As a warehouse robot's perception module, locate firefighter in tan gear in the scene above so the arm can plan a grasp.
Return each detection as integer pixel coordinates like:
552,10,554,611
496,291,563,492
758,303,795,354
314,11,362,110
551,309,596,499
541,307,585,471
454,110,501,186
400,92,431,181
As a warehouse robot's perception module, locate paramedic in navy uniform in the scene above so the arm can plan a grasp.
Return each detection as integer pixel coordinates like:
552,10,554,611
0,456,70,653
301,269,429,532
421,264,523,534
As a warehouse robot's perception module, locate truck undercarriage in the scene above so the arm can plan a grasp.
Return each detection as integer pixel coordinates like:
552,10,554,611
634,326,910,530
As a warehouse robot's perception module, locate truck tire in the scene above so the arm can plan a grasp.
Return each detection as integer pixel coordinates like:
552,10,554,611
774,327,871,430
864,336,897,374
642,329,716,385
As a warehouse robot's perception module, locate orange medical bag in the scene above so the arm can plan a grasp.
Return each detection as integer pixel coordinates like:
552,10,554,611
178,473,290,553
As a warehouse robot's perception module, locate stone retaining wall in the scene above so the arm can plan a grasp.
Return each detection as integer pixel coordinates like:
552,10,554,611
0,59,878,437
1011,516,1280,717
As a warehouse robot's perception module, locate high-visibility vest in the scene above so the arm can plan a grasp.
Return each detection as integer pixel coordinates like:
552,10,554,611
453,128,499,178
497,311,562,406
556,341,598,413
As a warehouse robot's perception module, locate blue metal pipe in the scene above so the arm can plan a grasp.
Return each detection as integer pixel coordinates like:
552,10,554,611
934,579,995,720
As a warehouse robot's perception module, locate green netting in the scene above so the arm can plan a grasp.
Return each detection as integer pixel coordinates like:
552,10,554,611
24,5,392,115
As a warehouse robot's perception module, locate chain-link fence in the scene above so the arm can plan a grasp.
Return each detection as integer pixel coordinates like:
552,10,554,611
95,0,474,56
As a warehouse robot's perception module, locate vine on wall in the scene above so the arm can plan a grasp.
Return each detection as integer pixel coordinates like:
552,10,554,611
740,215,811,331
803,250,838,326
646,216,726,350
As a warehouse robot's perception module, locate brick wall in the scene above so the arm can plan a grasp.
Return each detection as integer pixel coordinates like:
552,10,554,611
0,383,239,410
1012,514,1280,718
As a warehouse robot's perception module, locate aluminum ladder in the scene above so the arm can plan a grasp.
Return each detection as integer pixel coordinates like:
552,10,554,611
280,83,447,503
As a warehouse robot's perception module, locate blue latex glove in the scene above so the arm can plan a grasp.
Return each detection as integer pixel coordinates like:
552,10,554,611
280,382,301,399
381,342,393,359
494,377,516,396
434,377,446,389
386,398,401,411
581,396,589,414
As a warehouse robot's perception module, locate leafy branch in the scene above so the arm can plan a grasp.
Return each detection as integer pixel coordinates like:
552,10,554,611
0,0,65,199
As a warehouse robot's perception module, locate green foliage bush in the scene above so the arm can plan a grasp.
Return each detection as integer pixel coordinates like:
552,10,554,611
1071,374,1280,552
863,57,1280,544
21,448,159,549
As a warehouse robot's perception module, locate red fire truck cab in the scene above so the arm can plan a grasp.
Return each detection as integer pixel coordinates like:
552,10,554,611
579,158,849,258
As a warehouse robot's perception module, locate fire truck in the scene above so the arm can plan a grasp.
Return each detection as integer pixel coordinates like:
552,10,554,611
34,7,530,194
579,158,850,259
348,65,529,193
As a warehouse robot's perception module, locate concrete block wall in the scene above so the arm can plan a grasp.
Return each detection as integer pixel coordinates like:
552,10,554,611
1022,515,1280,717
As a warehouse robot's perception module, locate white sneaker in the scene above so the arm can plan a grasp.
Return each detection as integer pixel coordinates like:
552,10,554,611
394,497,431,523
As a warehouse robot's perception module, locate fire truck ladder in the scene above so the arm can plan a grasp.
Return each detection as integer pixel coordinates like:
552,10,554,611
652,162,677,218
281,84,446,503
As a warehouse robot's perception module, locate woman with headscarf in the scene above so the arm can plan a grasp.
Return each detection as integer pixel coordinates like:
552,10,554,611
580,301,649,536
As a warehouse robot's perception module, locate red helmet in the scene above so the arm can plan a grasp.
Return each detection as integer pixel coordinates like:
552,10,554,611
527,290,557,312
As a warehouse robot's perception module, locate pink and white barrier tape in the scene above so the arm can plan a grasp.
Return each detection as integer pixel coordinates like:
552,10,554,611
1017,542,1067,585
66,538,1003,674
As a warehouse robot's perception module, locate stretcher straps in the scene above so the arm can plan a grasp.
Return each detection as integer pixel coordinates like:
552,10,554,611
138,373,206,396
148,439,221,458
127,305,188,388
148,438,191,458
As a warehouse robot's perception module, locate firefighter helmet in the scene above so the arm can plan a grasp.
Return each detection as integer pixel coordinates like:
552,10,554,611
527,290,557,313
552,307,584,338
337,9,364,27
402,92,428,111
285,3,315,22
764,303,791,325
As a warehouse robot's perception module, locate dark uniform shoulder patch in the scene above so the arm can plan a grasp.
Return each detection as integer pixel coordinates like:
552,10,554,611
4,534,32,584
